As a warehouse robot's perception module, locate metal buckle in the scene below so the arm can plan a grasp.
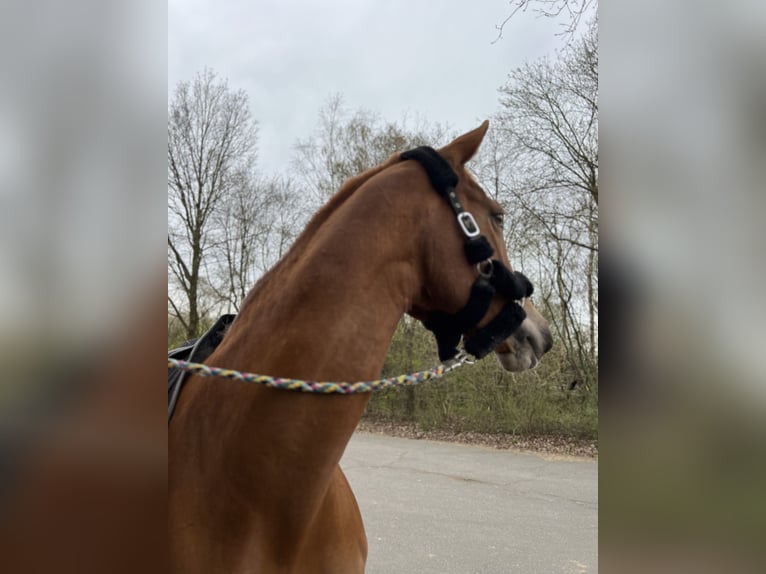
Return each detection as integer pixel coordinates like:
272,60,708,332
442,350,475,372
457,212,480,238
476,259,494,279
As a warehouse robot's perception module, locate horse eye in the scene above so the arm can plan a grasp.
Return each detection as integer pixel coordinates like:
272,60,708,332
491,212,505,227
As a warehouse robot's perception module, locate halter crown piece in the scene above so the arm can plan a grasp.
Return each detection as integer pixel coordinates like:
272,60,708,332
399,147,534,361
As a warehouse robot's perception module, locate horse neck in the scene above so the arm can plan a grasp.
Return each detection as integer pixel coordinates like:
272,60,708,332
203,181,423,470
225,196,420,384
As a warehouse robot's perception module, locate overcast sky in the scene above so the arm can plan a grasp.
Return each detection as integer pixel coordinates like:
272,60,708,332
169,0,573,175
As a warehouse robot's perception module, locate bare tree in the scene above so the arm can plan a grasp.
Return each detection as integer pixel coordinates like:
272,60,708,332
292,94,452,210
206,174,305,314
497,18,598,211
479,17,597,382
494,0,597,43
206,171,268,314
167,69,258,339
255,177,306,273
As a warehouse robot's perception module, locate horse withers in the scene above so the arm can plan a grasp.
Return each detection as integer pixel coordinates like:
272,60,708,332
169,121,552,573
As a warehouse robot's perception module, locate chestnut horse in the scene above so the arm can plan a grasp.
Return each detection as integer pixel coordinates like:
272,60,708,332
169,121,551,573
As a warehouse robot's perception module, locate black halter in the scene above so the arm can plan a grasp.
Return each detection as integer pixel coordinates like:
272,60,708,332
400,146,533,361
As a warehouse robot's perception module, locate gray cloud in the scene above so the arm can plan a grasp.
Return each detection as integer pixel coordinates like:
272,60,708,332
169,0,569,174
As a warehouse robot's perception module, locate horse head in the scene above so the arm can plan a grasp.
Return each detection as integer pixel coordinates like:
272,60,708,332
404,120,552,371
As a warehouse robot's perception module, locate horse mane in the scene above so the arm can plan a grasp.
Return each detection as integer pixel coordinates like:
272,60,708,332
239,153,403,307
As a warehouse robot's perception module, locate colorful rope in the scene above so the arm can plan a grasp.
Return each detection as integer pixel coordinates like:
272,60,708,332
167,354,470,395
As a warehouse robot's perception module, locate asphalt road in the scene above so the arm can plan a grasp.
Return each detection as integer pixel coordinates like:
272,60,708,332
341,432,597,574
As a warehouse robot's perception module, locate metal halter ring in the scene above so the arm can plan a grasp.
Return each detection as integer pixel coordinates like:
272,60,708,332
476,259,494,279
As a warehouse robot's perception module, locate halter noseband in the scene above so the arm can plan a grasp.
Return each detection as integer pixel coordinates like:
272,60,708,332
400,146,533,362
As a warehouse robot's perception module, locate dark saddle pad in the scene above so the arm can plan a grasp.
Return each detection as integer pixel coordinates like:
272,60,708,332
168,314,236,422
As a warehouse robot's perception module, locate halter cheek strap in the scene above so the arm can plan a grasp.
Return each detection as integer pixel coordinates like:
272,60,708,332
400,146,534,361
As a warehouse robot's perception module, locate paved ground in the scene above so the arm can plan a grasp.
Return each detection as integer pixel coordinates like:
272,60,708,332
342,432,597,574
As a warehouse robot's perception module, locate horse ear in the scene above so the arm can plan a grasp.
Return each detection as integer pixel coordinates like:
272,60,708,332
439,120,490,165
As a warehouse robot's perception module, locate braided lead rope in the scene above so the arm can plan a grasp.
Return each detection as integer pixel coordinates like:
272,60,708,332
167,352,472,395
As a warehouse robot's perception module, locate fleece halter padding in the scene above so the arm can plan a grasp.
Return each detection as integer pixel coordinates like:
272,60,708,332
400,146,533,361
